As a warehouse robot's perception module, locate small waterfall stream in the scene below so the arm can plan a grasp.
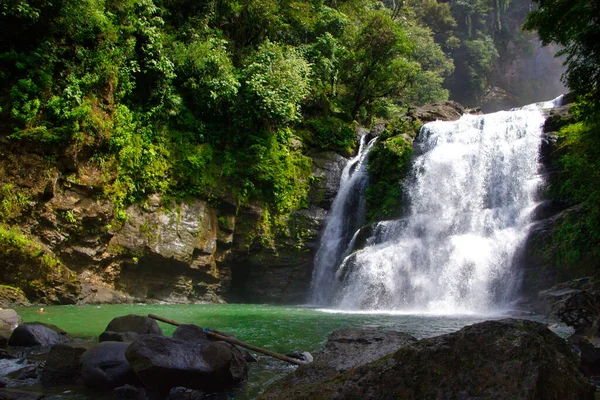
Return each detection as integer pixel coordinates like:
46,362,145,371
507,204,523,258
310,98,562,313
309,134,377,305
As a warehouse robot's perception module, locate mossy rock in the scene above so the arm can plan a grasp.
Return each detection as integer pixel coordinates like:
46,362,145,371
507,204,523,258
0,285,31,307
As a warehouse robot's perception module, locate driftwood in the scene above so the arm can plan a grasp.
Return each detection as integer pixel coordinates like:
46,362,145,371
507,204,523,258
148,313,307,366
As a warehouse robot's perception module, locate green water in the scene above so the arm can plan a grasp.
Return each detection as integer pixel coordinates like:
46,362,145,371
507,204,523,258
13,304,561,399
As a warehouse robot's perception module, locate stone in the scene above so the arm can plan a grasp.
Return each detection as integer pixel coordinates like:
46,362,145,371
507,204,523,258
261,319,595,400
113,384,147,400
167,386,205,400
307,151,348,210
8,322,70,347
6,364,38,380
0,310,22,346
125,335,248,396
41,341,96,385
0,389,44,400
262,328,417,397
172,324,208,342
78,284,130,305
80,341,138,391
103,314,163,336
0,287,30,308
410,101,465,123
99,331,139,343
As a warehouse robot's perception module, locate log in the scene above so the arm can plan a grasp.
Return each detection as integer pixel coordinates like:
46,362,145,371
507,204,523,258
147,313,307,366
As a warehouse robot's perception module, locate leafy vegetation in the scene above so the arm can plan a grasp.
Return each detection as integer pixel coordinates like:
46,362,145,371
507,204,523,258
524,0,600,278
0,0,460,226
525,0,600,116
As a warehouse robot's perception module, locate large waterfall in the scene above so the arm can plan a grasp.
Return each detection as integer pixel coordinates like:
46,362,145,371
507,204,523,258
311,98,562,313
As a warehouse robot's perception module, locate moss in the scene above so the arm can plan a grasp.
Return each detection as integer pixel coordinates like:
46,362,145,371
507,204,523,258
544,118,600,279
365,122,415,223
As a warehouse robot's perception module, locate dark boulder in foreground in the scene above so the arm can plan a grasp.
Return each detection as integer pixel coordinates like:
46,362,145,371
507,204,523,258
81,341,138,391
103,314,163,336
261,319,595,400
125,335,247,396
42,341,96,385
8,322,70,347
262,328,417,396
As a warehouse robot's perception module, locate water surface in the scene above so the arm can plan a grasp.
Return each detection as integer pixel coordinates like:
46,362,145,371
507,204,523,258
13,303,564,399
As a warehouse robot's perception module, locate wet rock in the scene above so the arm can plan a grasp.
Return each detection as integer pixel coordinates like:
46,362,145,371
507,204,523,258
100,331,140,343
0,287,30,308
172,324,208,342
6,363,39,380
113,384,147,400
307,152,347,210
0,389,44,400
8,322,70,347
261,319,595,400
125,335,248,396
41,341,96,385
103,314,163,336
0,310,22,346
167,386,205,400
409,101,465,123
262,328,417,397
78,284,130,305
81,341,138,391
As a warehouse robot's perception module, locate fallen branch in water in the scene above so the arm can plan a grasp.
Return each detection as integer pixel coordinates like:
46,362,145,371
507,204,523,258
148,313,308,366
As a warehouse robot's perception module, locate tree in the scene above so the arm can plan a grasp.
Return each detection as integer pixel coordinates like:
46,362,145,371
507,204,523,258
524,0,600,111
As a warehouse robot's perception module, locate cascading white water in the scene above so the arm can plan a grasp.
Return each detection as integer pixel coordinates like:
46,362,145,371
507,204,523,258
309,134,377,305
317,97,562,313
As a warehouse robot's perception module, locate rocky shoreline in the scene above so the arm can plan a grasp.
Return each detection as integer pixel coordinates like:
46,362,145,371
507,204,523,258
0,300,598,399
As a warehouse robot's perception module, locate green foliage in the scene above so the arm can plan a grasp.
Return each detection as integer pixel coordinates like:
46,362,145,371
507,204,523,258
0,0,493,229
546,119,600,276
305,116,355,155
0,184,30,222
243,41,311,125
525,0,600,116
0,224,62,272
366,124,415,222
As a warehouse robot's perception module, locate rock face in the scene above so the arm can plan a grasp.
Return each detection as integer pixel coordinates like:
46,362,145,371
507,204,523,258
408,101,466,123
8,322,71,347
518,103,577,304
261,319,594,400
125,335,248,396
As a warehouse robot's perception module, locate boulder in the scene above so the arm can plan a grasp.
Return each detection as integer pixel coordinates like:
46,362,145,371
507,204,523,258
103,314,163,336
174,325,256,363
80,341,138,391
262,328,417,396
6,364,39,380
8,322,70,347
113,384,147,400
410,101,465,123
168,386,205,400
0,310,22,346
99,331,139,343
78,284,130,305
125,335,248,396
41,341,96,385
0,286,31,308
172,324,208,342
261,319,595,400
0,389,44,400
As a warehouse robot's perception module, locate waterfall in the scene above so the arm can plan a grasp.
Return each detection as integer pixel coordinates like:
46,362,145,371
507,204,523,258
311,97,562,313
309,134,377,305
